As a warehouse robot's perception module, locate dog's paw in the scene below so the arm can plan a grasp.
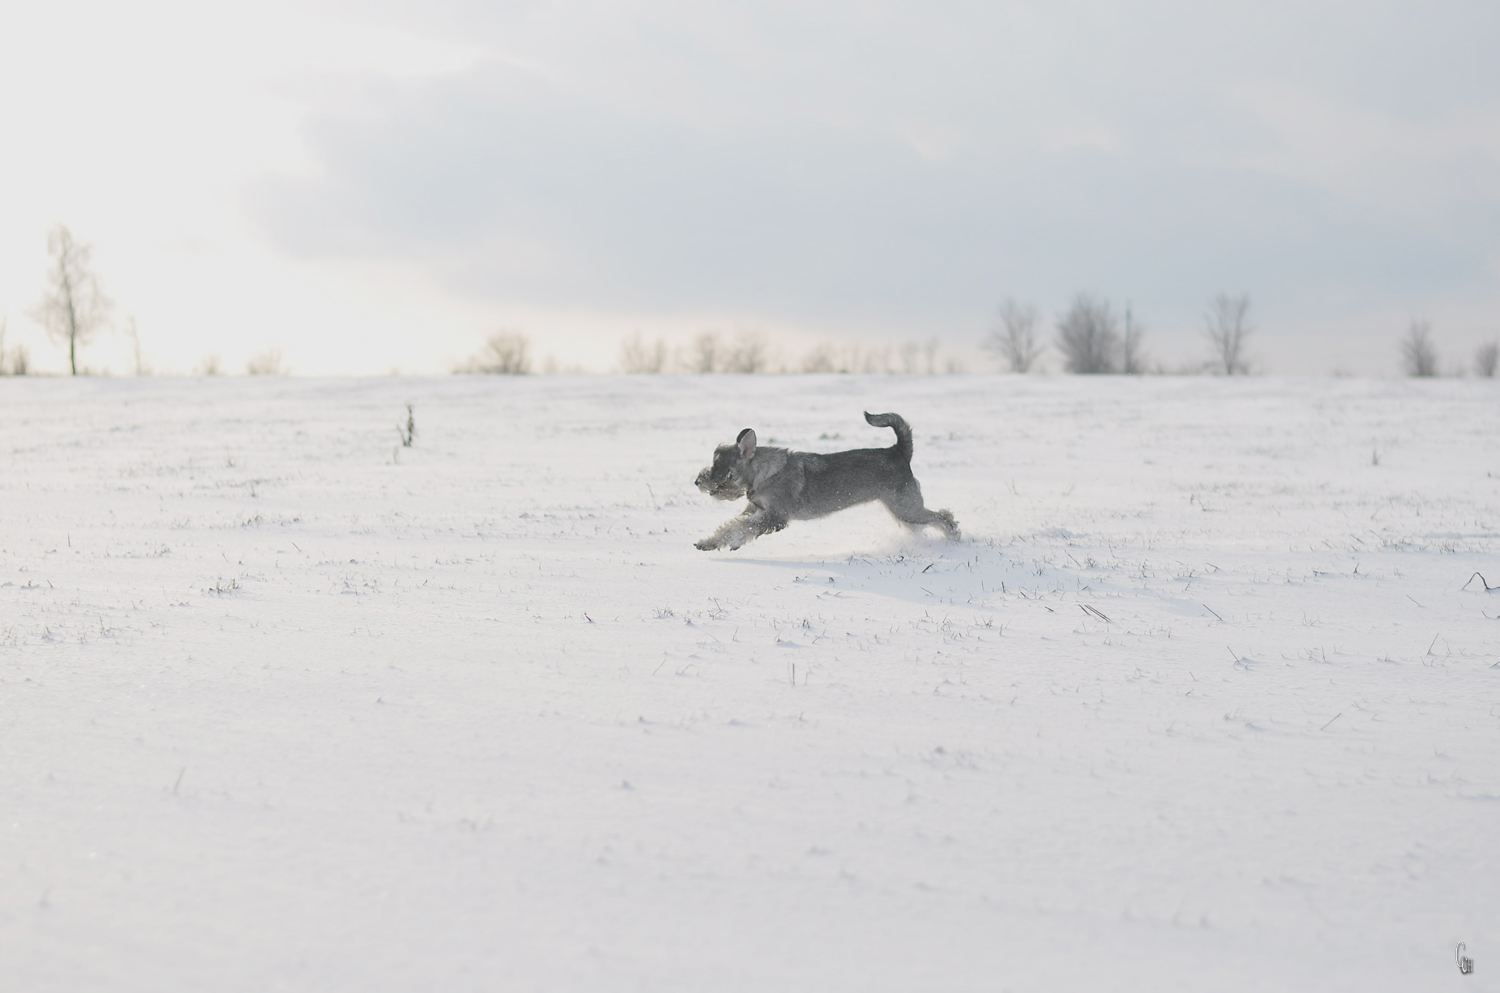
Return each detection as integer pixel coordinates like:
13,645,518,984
694,538,717,551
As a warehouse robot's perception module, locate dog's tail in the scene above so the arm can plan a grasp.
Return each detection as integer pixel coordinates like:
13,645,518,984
864,411,913,462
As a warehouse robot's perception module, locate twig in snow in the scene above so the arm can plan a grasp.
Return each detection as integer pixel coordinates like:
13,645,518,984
1081,604,1110,622
1320,713,1341,731
1428,633,1440,655
1407,595,1424,607
1462,572,1500,592
173,767,185,794
1202,604,1223,621
922,563,934,573
396,404,416,447
1226,646,1239,662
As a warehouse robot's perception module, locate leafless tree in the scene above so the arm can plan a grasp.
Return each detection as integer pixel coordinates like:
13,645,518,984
723,330,771,373
195,353,223,376
32,224,111,375
800,343,836,373
460,331,532,374
245,347,289,375
923,338,940,374
619,333,668,373
983,299,1042,373
123,317,151,375
896,339,945,374
1400,319,1438,377
1055,294,1120,374
1204,293,1252,375
899,342,922,374
0,316,21,376
1122,306,1148,374
1473,340,1498,378
683,331,722,373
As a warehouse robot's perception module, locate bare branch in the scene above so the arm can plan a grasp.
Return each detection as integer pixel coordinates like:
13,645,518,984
1055,294,1120,374
684,331,722,373
1204,293,1252,375
722,329,771,373
245,347,289,376
619,333,667,373
1399,319,1438,377
1473,340,1498,378
983,299,1042,373
459,331,532,374
1122,305,1148,375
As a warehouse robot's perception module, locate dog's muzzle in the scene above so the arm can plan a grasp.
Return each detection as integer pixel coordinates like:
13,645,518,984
695,467,745,501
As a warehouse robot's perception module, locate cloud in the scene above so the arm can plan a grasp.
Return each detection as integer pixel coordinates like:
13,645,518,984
251,34,1494,334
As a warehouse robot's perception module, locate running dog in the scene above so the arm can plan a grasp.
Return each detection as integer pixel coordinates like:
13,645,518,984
693,411,959,550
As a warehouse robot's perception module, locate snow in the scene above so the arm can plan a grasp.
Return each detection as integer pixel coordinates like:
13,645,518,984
3,373,1498,991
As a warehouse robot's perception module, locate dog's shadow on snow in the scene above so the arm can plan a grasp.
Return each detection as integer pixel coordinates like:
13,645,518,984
714,537,1087,608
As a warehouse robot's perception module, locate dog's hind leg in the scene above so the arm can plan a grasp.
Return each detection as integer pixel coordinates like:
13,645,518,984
881,483,960,539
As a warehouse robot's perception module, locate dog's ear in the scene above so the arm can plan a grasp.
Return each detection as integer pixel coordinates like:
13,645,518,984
736,428,756,458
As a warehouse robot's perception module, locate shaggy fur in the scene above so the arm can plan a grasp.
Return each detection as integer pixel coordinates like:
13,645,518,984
693,411,959,551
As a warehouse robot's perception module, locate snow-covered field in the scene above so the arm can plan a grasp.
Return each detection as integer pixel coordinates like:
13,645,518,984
3,374,1498,991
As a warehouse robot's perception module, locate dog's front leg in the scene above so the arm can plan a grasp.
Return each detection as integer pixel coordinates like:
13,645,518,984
696,508,785,551
696,509,752,551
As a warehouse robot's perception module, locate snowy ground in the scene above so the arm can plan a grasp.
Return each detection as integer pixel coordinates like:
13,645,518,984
3,374,1498,991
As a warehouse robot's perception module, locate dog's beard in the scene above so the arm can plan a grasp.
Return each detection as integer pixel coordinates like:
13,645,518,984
706,478,746,501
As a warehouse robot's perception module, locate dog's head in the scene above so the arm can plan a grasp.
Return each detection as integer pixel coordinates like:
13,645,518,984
694,428,756,500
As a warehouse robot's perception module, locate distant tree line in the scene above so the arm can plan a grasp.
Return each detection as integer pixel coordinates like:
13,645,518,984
1399,319,1497,377
981,292,1254,375
5,226,1496,378
1,223,290,377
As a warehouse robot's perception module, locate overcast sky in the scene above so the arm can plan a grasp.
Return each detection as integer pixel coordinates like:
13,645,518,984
1,0,1497,374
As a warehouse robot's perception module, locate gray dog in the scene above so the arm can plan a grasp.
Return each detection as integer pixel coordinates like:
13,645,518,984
693,411,959,550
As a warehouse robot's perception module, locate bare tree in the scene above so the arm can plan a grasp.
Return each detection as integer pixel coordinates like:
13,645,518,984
723,329,771,373
983,299,1042,373
1400,319,1438,377
923,337,940,375
899,341,922,374
684,331,722,373
800,343,836,373
1474,340,1498,378
460,331,532,374
195,353,224,376
0,316,22,376
619,333,667,373
1055,294,1120,374
245,347,289,375
1204,293,1252,374
1122,305,1147,374
32,224,112,375
123,317,151,376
